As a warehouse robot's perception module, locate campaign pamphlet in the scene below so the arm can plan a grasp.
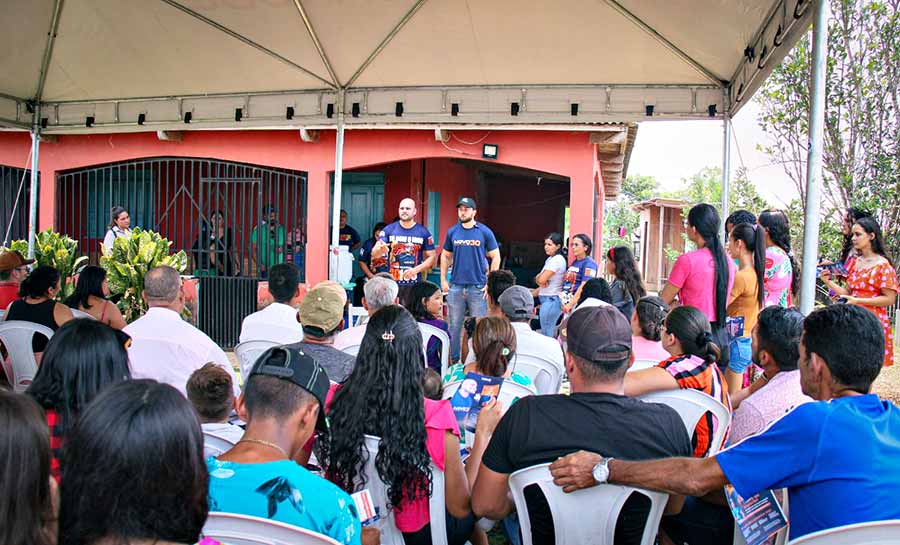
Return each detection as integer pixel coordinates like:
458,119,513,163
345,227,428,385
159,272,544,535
726,316,745,338
817,262,850,277
450,372,503,454
725,485,788,545
351,489,380,527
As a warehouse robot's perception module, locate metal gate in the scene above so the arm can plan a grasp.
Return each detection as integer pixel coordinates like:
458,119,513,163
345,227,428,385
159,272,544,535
56,157,307,349
1,164,34,246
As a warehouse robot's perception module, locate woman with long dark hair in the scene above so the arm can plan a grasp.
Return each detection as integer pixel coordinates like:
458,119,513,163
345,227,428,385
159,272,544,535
26,318,131,480
839,207,873,265
3,265,73,352
724,222,767,393
605,246,646,319
0,390,57,545
59,380,209,545
625,305,731,457
561,233,599,313
533,232,567,337
405,280,450,372
820,216,898,367
64,265,126,329
102,205,131,252
661,204,734,366
323,305,486,545
758,209,798,307
192,210,237,277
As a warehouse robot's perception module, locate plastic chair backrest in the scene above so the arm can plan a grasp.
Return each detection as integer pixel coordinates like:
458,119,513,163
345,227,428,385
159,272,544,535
202,511,342,544
509,463,668,545
442,378,534,448
70,308,96,320
340,344,361,357
638,389,731,456
203,430,238,458
234,340,281,382
0,321,53,393
418,322,450,376
787,520,900,545
629,359,660,372
511,352,563,394
361,435,447,545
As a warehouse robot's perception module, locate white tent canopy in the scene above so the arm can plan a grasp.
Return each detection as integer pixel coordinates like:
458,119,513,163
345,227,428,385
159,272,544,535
0,0,826,313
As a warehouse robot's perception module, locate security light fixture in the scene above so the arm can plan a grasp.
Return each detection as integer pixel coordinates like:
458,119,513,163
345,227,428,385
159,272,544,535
482,144,499,160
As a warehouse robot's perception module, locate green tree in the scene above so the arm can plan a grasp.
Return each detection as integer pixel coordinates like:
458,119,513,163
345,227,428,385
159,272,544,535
670,166,770,217
603,174,659,251
756,0,900,260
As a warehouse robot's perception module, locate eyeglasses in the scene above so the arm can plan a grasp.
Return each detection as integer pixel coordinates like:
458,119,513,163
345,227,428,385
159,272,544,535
13,266,29,273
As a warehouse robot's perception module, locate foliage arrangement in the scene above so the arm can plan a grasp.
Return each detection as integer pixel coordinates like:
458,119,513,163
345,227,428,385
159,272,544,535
100,228,188,322
1,230,87,300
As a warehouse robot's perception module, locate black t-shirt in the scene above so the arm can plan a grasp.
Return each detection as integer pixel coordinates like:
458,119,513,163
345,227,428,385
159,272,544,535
483,392,692,545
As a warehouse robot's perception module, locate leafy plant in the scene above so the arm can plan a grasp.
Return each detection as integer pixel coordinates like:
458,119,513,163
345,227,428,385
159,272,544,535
1,230,87,300
100,228,188,322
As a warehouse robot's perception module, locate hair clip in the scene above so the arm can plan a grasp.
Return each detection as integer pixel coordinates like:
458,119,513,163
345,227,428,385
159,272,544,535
381,331,395,342
501,347,511,356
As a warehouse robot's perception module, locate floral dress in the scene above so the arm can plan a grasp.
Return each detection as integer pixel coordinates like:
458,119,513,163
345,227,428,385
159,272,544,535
763,246,793,308
847,259,899,367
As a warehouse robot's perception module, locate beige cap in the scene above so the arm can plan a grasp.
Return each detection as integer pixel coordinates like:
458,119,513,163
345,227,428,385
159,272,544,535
297,281,346,332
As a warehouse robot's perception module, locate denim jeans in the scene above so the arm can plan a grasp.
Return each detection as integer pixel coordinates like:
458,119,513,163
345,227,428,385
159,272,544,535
538,295,562,337
447,283,487,362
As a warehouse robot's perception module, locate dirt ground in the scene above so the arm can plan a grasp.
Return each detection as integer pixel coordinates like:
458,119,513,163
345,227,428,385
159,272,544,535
872,361,900,404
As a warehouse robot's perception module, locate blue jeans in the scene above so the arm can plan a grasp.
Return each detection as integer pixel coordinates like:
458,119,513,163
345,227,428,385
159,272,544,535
538,295,562,338
447,283,487,362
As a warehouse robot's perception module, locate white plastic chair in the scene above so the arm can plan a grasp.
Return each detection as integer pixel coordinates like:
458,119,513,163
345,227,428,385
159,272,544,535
511,353,563,394
348,306,368,328
340,344,361,357
509,462,668,545
0,321,54,393
787,520,900,545
202,511,342,544
629,359,660,372
638,389,731,456
418,322,450,376
70,308,97,320
234,340,281,382
360,435,447,545
203,430,238,458
442,379,535,447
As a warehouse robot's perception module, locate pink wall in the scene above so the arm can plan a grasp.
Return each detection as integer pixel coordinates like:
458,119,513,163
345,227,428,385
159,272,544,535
0,129,601,283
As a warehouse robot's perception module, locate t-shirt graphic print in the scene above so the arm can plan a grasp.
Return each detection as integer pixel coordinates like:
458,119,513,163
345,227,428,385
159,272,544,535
378,222,435,285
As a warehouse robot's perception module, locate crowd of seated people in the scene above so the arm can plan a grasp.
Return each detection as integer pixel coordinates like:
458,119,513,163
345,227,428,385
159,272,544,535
4,220,900,545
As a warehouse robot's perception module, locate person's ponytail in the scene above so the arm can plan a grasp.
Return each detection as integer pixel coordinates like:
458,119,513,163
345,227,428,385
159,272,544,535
472,317,517,379
665,305,720,366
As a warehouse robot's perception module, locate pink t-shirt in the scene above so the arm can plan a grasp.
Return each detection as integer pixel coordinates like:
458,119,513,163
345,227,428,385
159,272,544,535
631,335,670,362
668,247,736,322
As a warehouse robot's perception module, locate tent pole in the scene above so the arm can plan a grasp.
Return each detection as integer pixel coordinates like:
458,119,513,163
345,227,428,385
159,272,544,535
330,89,346,280
799,0,828,315
721,114,731,240
27,105,41,259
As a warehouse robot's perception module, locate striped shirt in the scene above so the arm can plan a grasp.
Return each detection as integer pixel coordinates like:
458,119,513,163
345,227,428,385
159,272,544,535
658,354,731,457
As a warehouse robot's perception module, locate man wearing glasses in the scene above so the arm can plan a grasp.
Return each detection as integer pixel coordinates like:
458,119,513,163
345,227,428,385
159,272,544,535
0,250,34,309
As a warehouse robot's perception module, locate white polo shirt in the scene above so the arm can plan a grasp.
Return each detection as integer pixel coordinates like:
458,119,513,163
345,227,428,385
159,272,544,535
239,302,304,345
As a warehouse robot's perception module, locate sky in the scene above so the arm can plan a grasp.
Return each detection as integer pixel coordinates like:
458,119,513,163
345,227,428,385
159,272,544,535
627,100,800,207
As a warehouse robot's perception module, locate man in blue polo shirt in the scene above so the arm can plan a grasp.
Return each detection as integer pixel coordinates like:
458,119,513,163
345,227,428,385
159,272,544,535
440,197,501,362
370,198,436,300
548,303,900,541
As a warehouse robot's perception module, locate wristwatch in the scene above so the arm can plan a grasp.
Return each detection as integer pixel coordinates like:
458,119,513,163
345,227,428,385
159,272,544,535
592,457,614,484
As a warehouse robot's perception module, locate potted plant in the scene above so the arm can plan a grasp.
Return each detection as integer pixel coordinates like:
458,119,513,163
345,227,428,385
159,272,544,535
1,229,87,300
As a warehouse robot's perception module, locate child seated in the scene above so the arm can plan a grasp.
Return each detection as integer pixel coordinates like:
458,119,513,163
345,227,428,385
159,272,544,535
421,368,443,400
186,363,244,457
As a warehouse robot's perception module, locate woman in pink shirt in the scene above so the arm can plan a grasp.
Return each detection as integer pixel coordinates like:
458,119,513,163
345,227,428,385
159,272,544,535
661,204,735,367
630,296,671,363
322,305,500,545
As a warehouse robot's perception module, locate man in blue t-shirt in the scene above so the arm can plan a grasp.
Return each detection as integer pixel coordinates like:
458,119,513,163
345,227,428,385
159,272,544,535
440,197,501,362
548,304,900,542
207,346,375,545
371,198,436,292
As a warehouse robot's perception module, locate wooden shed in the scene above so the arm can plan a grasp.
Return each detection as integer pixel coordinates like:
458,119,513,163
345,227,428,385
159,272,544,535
633,198,688,292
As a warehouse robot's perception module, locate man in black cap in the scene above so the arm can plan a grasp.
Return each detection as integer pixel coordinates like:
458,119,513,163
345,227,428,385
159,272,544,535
471,305,691,545
207,346,375,545
440,196,501,363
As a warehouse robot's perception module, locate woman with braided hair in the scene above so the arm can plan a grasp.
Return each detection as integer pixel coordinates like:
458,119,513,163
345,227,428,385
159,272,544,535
625,305,731,457
322,305,494,545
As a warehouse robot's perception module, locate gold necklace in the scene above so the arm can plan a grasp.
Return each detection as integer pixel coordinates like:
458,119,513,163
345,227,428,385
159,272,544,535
238,438,289,458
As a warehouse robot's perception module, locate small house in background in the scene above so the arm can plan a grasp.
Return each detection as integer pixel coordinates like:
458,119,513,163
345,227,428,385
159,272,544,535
633,198,687,292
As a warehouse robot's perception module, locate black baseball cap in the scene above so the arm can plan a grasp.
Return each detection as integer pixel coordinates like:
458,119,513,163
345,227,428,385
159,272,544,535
249,346,331,431
567,305,632,362
457,197,477,209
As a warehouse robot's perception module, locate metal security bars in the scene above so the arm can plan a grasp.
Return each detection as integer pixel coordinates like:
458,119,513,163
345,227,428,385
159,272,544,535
0,164,34,245
56,157,307,348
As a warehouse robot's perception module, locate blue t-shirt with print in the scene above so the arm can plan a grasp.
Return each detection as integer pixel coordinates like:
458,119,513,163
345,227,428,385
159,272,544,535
339,225,361,248
562,256,599,295
378,222,435,285
716,395,900,540
442,222,499,286
207,458,362,545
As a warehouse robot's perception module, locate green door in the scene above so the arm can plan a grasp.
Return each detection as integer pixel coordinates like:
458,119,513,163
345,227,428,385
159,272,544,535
331,172,385,279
